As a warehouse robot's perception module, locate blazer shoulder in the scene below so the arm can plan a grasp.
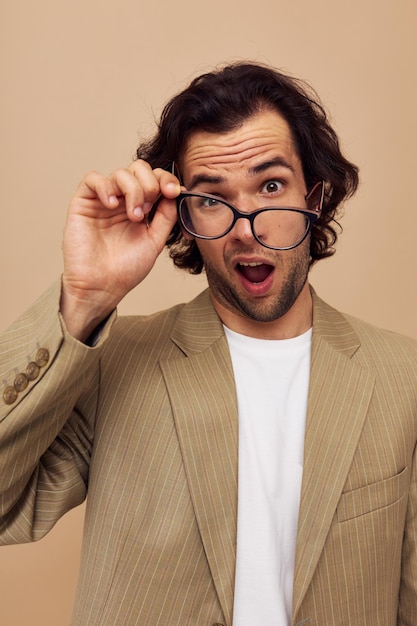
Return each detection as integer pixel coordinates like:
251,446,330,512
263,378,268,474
312,289,417,372
106,288,222,359
344,311,417,356
108,302,185,361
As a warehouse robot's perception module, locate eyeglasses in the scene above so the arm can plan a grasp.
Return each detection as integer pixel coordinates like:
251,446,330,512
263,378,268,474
177,181,324,251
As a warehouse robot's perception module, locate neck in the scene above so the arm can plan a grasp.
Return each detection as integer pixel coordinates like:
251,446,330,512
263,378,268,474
211,281,313,340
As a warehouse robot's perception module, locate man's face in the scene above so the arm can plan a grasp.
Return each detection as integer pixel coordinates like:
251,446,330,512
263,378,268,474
180,108,313,339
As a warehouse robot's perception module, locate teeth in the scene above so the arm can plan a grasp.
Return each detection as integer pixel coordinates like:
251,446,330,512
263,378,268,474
239,261,263,267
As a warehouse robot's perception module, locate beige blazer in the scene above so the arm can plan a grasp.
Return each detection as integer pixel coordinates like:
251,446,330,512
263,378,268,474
0,283,416,625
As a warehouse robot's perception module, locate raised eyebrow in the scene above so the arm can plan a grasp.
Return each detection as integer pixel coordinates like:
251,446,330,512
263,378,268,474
249,157,295,176
188,173,225,190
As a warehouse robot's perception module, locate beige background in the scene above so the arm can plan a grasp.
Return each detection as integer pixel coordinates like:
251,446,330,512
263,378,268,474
0,0,416,623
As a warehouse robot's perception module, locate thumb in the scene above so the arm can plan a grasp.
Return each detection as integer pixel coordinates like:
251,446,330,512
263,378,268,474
146,195,179,251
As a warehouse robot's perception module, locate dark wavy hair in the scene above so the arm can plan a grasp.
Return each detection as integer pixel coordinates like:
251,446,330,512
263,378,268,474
136,62,359,273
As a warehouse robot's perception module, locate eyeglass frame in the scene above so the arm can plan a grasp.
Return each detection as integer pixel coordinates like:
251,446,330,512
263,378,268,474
176,180,325,251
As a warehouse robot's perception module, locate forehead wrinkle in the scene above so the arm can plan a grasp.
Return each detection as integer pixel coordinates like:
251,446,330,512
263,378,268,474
184,128,294,161
186,140,267,165
187,156,296,189
183,142,298,182
181,109,302,185
184,149,299,190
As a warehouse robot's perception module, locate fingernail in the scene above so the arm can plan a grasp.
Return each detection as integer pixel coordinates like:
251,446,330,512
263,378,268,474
133,207,144,219
166,182,180,194
108,195,118,205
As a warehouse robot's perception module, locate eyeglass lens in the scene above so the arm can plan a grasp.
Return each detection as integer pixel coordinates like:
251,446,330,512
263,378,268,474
178,196,311,249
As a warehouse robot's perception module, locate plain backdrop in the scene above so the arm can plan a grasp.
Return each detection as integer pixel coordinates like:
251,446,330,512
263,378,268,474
1,0,416,623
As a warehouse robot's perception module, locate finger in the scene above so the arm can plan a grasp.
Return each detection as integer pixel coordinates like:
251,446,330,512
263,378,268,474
109,161,169,221
129,162,181,214
139,165,182,231
145,195,179,253
75,171,120,209
108,166,158,221
128,163,160,219
153,167,182,202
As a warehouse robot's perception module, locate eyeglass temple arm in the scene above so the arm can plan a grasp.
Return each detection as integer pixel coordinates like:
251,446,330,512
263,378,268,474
305,181,325,215
171,161,184,185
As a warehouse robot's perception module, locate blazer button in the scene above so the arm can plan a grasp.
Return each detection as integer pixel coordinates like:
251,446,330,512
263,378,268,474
14,372,29,392
26,361,40,381
35,348,49,367
3,386,18,405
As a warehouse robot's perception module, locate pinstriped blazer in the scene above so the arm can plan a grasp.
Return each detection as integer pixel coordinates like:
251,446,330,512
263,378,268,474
0,282,417,625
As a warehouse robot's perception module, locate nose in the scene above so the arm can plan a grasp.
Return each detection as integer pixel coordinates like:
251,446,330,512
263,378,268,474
230,213,256,243
229,197,258,243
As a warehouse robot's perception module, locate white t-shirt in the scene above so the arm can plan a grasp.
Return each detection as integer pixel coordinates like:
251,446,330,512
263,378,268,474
224,326,312,626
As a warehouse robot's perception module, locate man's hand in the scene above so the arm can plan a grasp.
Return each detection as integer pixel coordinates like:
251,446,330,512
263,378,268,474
60,160,180,341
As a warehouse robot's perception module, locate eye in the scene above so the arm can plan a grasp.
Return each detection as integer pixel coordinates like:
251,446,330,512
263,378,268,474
261,180,284,194
192,194,224,211
199,196,221,208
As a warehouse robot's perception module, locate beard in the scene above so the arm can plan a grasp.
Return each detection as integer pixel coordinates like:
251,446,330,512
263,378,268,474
202,242,311,324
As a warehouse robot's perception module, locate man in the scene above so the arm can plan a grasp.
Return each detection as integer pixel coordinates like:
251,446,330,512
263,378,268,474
0,62,416,625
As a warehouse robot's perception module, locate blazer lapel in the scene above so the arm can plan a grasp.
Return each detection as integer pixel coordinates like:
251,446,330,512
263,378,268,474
158,288,376,623
292,292,376,617
160,290,238,626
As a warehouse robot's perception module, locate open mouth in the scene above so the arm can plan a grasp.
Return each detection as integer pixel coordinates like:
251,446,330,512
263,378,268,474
236,261,274,284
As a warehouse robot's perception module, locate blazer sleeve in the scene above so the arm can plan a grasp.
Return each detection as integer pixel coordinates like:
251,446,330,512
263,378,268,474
398,439,417,625
0,281,113,544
